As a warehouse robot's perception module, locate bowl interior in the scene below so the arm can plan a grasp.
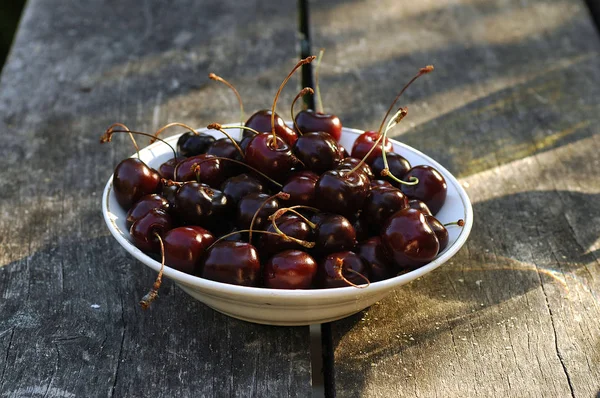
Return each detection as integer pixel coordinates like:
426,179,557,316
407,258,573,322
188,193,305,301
102,126,473,305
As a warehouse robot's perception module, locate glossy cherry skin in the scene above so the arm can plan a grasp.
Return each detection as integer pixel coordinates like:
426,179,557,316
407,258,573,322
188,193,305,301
408,199,432,216
174,154,228,188
294,109,342,141
425,215,449,252
314,214,356,255
177,132,215,157
350,131,393,164
370,180,394,189
319,251,370,288
244,133,298,183
351,216,370,242
129,208,172,253
370,152,411,186
236,192,280,230
281,170,319,207
159,156,185,180
263,250,317,289
336,157,374,180
126,194,170,229
113,158,161,210
314,169,369,217
293,132,342,174
363,186,409,233
338,144,349,159
401,166,447,215
206,138,244,168
220,174,264,206
381,208,439,269
174,182,229,229
201,241,261,286
357,237,395,282
163,226,215,275
161,184,179,208
257,214,314,258
245,110,298,146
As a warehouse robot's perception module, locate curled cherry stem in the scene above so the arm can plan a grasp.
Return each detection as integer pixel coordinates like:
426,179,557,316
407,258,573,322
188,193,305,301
209,73,245,129
380,107,418,185
105,123,139,158
173,156,283,188
140,233,165,309
315,48,325,113
101,129,177,160
444,219,465,227
206,123,245,159
291,87,315,134
269,207,318,230
248,192,290,242
206,229,287,252
376,65,433,135
151,122,198,144
334,258,370,289
270,56,316,147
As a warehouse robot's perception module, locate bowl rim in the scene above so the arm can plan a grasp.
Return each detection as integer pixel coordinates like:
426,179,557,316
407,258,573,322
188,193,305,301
102,126,473,302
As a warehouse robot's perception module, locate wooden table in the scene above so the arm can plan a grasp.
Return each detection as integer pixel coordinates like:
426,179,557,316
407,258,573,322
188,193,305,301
1,0,599,397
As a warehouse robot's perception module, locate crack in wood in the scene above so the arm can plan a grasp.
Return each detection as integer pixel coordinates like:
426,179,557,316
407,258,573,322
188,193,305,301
0,328,15,389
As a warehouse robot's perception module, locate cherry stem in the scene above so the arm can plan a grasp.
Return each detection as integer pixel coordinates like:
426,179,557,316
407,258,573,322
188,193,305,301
192,163,202,183
101,129,177,160
206,229,288,252
444,219,465,227
269,207,317,230
160,178,184,187
206,123,245,159
315,48,325,113
270,56,316,147
150,122,198,144
248,192,289,242
380,107,419,186
291,87,315,134
376,65,433,136
217,124,261,136
105,123,140,158
140,233,165,309
209,73,245,130
334,258,371,289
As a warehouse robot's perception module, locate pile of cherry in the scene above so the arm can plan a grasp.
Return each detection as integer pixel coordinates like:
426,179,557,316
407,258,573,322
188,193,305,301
102,56,463,308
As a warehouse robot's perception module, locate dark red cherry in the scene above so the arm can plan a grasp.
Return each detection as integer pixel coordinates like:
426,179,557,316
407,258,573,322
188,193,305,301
244,133,297,183
126,194,169,229
351,216,370,242
292,132,342,174
294,109,342,141
370,180,394,189
161,184,179,208
314,214,356,255
338,144,349,159
258,214,313,258
381,208,439,269
174,182,229,229
236,192,280,230
336,157,374,180
363,186,409,233
350,131,393,164
425,215,449,252
174,154,226,187
163,226,215,275
401,166,447,215
220,174,264,206
281,170,319,207
370,152,411,186
264,250,317,289
207,138,243,161
201,241,261,286
408,199,432,216
129,208,172,253
319,251,370,288
357,237,395,282
240,134,254,152
245,110,298,146
314,169,369,217
113,158,161,210
158,156,185,180
177,132,216,157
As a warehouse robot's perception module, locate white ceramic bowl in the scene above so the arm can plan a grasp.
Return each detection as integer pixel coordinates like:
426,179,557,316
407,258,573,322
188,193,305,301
102,126,473,326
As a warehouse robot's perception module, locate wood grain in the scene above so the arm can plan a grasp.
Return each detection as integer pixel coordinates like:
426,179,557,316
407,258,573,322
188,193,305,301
0,0,312,396
311,0,600,396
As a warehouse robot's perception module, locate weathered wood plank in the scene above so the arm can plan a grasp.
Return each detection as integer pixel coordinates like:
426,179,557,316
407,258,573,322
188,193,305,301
311,0,600,396
0,0,312,397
